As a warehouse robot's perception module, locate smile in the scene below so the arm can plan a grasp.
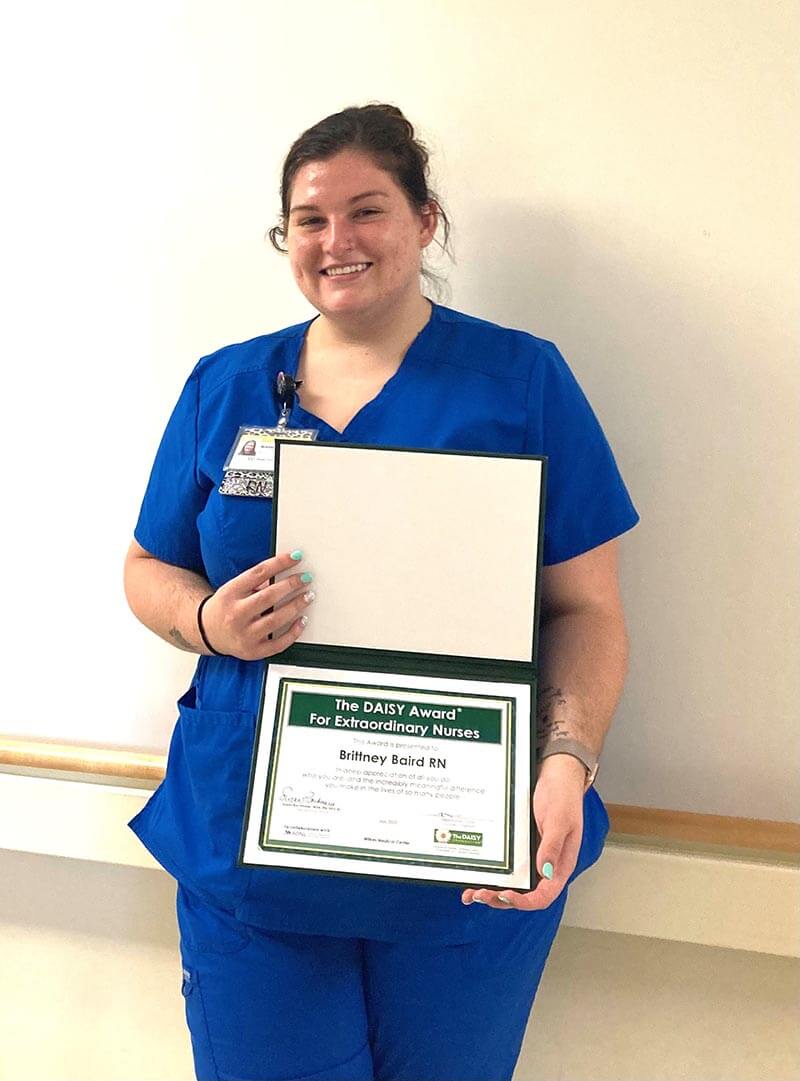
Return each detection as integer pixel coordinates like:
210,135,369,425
321,262,372,277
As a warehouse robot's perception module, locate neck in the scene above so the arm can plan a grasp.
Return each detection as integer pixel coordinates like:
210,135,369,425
311,291,432,354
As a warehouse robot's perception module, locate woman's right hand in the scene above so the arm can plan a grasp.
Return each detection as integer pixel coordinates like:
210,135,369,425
200,552,314,661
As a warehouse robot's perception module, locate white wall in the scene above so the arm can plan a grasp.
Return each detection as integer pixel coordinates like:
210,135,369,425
0,1,796,820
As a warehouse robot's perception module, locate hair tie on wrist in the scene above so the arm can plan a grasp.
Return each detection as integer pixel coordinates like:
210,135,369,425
197,594,224,656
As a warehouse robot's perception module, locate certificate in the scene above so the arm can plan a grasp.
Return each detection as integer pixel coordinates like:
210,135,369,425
239,441,546,891
241,665,534,889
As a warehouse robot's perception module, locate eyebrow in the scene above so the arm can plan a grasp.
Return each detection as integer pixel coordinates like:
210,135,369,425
289,190,390,215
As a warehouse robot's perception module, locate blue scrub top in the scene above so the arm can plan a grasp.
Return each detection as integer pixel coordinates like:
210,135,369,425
129,302,639,944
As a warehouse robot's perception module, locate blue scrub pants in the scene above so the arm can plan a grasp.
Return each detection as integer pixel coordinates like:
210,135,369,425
177,883,567,1081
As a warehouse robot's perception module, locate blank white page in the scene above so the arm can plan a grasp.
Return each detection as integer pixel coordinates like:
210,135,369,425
274,443,543,663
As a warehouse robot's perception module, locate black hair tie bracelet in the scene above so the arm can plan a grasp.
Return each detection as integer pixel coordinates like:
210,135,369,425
197,594,225,656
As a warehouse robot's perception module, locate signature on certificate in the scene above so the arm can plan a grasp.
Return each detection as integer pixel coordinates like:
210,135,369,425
280,786,338,811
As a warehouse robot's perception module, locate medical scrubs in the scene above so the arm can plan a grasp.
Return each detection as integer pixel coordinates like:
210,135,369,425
129,301,638,1079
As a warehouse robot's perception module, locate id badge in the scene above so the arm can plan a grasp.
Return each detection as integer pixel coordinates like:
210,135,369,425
219,425,318,498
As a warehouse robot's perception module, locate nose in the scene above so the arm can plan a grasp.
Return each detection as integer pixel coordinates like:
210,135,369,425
323,215,357,259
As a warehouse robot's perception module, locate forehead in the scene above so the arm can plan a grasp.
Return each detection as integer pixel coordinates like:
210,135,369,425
288,149,402,210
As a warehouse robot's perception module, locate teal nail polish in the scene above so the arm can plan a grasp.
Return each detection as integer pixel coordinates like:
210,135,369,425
300,571,313,584
542,861,554,880
290,549,303,561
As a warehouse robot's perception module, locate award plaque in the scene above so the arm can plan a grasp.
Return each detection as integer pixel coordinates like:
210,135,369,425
240,441,546,891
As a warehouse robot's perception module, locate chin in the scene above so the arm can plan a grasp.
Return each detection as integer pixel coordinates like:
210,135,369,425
317,292,381,316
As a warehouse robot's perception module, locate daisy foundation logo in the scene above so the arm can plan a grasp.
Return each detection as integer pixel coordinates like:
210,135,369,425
433,828,482,846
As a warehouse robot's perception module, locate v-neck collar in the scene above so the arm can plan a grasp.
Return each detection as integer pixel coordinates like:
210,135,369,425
284,302,439,439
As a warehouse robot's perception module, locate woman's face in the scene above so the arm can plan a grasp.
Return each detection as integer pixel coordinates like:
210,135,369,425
285,149,436,322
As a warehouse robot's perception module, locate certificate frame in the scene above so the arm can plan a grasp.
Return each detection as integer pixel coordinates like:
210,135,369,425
238,441,547,892
240,662,538,890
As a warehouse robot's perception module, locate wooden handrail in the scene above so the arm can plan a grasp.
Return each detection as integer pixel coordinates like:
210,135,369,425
1,736,798,854
605,803,800,854
0,737,164,783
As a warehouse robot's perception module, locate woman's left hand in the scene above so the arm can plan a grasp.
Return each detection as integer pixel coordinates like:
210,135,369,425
461,754,587,911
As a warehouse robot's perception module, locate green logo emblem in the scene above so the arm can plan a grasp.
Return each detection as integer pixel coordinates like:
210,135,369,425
433,828,482,846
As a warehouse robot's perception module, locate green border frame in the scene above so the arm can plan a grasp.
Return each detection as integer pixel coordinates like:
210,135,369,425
258,676,515,872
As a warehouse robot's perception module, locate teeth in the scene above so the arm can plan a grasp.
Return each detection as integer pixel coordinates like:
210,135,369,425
324,263,369,276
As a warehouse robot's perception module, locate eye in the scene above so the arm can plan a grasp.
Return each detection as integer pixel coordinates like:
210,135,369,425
299,217,324,227
356,208,381,218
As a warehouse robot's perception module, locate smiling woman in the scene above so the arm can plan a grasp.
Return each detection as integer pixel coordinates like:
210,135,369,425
123,103,638,1081
265,107,452,433
282,147,441,432
286,151,436,320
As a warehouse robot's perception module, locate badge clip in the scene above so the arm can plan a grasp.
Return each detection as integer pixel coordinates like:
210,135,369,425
276,371,302,430
217,372,318,498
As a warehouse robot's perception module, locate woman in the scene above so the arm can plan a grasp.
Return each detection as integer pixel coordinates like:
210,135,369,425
125,104,638,1081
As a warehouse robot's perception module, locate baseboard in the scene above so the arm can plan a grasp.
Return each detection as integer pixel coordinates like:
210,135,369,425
562,838,798,957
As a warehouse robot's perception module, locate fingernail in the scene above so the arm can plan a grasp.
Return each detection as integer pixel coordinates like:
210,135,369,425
300,615,308,627
300,571,313,583
303,590,316,604
472,898,488,905
542,862,554,880
462,898,472,906
290,549,303,561
497,895,512,904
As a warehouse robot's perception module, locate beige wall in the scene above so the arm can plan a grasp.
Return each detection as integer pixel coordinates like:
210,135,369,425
0,1,797,819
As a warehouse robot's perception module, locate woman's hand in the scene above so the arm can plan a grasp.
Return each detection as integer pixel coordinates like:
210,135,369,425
461,754,586,911
200,551,315,661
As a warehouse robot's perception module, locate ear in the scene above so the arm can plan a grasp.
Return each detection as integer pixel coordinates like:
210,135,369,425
418,201,439,249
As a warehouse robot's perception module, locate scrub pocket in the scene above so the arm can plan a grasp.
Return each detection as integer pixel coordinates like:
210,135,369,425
179,965,219,1081
129,686,256,909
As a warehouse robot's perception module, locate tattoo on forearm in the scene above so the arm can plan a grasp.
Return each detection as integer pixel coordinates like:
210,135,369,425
168,627,196,653
536,685,571,741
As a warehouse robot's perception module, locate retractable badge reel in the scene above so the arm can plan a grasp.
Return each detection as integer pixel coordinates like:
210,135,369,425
218,372,319,498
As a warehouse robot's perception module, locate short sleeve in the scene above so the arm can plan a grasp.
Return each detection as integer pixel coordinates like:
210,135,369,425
134,371,210,574
527,341,640,565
